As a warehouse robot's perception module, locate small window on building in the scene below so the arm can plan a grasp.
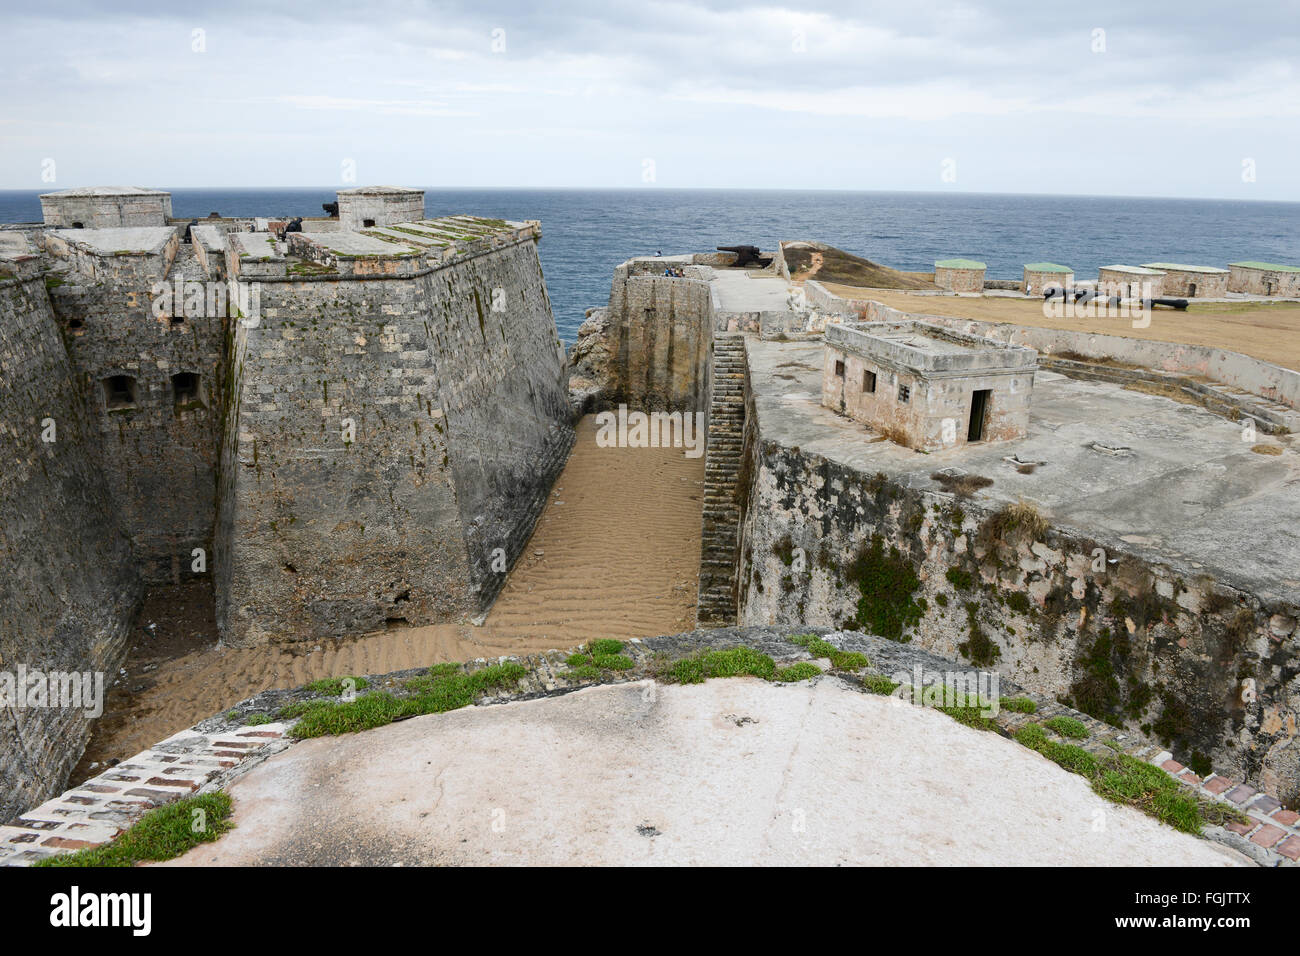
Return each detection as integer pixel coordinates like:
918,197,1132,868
362,218,376,228
897,383,911,403
68,317,84,330
103,375,136,410
862,369,876,393
834,359,845,377
172,372,200,406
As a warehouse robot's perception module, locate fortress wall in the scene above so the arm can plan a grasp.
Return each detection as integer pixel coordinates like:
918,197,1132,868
215,237,572,644
214,274,470,645
605,267,713,412
421,238,574,608
735,439,1299,801
47,255,228,581
0,275,141,823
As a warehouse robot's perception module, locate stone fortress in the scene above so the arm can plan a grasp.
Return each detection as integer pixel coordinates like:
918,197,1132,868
1,186,572,819
569,237,1300,826
3,196,1300,862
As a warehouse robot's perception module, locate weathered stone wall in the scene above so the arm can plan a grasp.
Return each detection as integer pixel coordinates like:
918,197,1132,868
1228,265,1300,297
1097,267,1163,299
39,191,171,229
1153,269,1228,298
215,237,571,645
735,440,1299,801
0,274,142,823
934,265,984,293
604,265,713,412
47,244,227,581
1022,268,1073,296
336,190,425,231
425,238,574,608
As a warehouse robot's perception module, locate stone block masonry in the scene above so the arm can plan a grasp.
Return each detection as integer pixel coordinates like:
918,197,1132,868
47,240,228,582
0,273,142,824
215,233,573,645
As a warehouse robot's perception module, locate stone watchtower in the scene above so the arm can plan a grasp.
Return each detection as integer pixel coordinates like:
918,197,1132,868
822,320,1037,452
335,186,426,230
38,186,173,229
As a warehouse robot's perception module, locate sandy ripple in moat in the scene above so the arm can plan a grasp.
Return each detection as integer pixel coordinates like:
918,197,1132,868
71,415,705,783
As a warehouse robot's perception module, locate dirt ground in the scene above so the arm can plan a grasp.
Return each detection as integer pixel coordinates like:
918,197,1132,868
819,285,1300,372
71,415,705,782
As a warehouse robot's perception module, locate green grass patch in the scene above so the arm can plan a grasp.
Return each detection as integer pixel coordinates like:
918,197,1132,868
35,792,233,867
245,713,270,726
861,673,900,695
661,646,776,684
789,634,869,670
773,662,822,683
1043,715,1089,739
999,696,1037,714
1014,722,1235,833
304,675,370,696
564,640,634,677
289,661,526,738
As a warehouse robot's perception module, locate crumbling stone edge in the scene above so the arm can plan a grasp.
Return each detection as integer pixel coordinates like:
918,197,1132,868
2,626,1294,867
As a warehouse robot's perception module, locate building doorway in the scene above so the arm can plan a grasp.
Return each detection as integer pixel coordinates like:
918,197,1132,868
968,389,990,442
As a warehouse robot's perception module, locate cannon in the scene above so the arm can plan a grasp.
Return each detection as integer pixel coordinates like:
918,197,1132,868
322,201,339,217
284,217,303,234
717,244,771,268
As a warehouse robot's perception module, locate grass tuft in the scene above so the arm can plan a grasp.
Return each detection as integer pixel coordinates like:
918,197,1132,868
289,661,526,738
35,792,233,867
773,662,822,683
304,675,370,696
1043,714,1089,738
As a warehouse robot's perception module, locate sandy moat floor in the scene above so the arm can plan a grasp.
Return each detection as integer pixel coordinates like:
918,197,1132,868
71,415,704,783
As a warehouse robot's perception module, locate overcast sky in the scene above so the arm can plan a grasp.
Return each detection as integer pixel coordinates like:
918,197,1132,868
2,0,1298,199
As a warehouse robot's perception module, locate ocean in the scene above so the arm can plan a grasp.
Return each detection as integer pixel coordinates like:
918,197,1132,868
2,187,1296,342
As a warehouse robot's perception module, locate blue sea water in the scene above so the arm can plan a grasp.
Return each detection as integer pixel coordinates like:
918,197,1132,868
2,187,1296,342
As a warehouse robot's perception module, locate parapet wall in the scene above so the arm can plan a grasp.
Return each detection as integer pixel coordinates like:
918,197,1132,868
0,274,142,823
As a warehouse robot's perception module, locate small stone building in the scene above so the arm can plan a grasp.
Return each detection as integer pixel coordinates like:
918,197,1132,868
336,186,426,230
1228,261,1300,297
1141,263,1228,297
1098,265,1164,299
822,320,1037,452
1022,262,1073,296
39,186,172,229
933,258,986,294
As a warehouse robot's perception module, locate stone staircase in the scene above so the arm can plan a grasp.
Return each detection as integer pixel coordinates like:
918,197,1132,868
697,333,747,626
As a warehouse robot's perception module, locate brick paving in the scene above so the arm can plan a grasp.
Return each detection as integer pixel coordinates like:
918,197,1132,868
0,723,287,866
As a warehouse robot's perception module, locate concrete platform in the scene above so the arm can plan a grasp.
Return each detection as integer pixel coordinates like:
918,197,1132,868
160,678,1246,867
709,268,793,312
747,339,1300,604
48,226,175,254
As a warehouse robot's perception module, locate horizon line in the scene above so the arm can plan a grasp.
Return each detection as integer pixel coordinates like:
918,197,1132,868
0,184,1297,205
